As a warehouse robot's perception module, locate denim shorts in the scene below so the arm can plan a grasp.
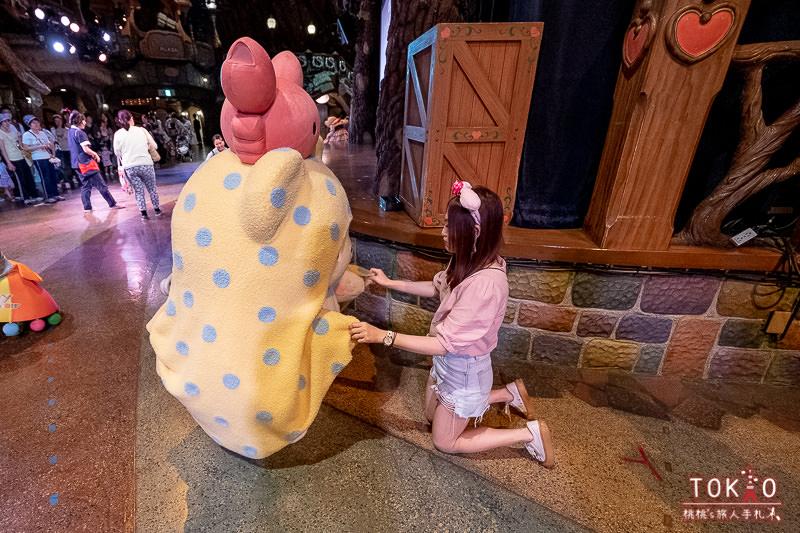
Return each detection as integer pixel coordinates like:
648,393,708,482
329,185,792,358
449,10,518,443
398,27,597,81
430,353,492,419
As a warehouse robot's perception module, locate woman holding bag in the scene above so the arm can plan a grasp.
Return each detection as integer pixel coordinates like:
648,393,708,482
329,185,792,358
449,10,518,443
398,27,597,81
21,115,63,203
113,110,161,220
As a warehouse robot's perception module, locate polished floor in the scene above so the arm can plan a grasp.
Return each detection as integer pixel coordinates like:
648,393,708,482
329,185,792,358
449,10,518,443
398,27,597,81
1,147,799,532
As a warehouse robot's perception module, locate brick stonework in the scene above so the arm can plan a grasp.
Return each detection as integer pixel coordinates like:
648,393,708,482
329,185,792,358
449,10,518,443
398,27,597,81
517,302,577,332
635,345,665,374
420,295,440,313
716,281,798,318
354,292,388,328
718,319,769,349
707,348,771,382
765,352,800,386
507,269,570,303
576,312,617,337
662,318,722,378
390,289,416,305
532,335,582,366
640,276,719,315
493,326,531,359
504,303,517,323
777,320,800,350
616,314,673,343
571,272,641,310
582,339,639,371
354,239,396,278
396,251,446,282
390,301,434,336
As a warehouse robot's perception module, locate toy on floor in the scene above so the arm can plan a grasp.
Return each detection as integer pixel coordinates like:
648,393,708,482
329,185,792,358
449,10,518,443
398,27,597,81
147,37,364,459
1,249,61,336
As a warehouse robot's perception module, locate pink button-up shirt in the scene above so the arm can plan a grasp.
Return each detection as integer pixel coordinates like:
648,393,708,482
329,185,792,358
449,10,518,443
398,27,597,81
429,257,509,356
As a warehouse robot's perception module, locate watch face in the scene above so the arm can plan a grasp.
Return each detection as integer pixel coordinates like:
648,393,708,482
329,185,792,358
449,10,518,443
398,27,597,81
383,332,392,346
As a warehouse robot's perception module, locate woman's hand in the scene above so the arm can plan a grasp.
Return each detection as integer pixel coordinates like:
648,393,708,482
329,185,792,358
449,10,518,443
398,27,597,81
349,321,385,344
6,161,14,172
369,268,392,287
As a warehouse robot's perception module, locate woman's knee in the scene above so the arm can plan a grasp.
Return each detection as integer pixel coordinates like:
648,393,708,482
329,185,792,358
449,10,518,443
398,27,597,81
431,433,458,454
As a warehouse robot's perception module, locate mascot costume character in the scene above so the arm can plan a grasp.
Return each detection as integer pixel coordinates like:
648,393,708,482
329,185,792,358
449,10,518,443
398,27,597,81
147,37,362,459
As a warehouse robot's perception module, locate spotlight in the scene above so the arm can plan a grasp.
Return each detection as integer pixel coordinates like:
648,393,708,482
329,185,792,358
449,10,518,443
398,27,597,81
94,17,99,24
126,73,132,78
69,44,76,54
202,77,208,83
34,8,45,20
60,15,70,26
103,32,111,42
52,41,65,53
69,22,80,33
307,23,316,35
102,104,109,111
98,53,107,62
60,88,66,92
267,17,276,29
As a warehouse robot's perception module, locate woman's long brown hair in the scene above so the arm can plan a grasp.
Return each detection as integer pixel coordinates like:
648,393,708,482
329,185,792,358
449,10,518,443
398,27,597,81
444,185,504,288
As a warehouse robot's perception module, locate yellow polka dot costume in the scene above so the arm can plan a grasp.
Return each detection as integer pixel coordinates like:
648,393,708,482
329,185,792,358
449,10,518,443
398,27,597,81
146,147,356,459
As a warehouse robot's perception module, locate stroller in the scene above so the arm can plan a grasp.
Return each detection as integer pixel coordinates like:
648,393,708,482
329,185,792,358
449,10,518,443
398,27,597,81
175,127,193,162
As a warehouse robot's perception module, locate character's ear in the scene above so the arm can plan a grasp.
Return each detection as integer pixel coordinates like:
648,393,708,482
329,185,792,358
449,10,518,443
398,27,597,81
272,51,304,87
238,148,311,243
221,37,276,113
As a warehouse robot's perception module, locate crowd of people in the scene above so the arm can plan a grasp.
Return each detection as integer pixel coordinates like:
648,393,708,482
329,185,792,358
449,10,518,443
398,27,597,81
0,105,218,209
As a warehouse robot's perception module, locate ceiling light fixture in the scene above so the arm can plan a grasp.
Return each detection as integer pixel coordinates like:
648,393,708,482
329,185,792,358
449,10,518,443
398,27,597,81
34,8,45,20
52,41,65,53
98,53,107,62
69,22,80,33
307,23,316,35
267,17,276,29
60,15,70,26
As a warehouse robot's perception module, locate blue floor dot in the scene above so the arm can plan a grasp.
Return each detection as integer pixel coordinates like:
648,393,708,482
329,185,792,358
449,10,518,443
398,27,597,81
48,398,55,405
49,494,58,505
223,373,240,389
50,455,57,464
49,424,56,432
48,377,54,383
263,348,280,366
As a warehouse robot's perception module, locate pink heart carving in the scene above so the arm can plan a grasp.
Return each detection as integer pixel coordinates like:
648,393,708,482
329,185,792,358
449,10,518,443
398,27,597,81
441,27,451,38
676,9,733,57
530,27,540,38
623,23,649,66
471,131,481,140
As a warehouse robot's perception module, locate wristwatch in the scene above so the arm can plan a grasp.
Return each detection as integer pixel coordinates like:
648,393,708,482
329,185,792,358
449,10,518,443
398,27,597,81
383,330,395,346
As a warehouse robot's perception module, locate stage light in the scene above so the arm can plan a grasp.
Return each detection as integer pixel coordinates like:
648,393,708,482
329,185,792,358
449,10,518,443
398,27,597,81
98,53,107,62
60,15,70,26
34,8,45,20
70,22,80,33
126,73,132,78
103,32,111,42
307,23,316,35
94,17,99,24
60,88,66,92
202,77,208,83
69,44,76,54
267,17,276,29
52,41,65,53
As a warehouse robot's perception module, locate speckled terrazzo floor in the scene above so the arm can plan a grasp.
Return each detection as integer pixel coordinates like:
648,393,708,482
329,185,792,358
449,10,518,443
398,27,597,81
1,150,799,532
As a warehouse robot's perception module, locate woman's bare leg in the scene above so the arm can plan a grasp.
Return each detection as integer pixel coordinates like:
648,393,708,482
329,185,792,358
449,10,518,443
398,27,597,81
431,403,532,454
424,375,439,423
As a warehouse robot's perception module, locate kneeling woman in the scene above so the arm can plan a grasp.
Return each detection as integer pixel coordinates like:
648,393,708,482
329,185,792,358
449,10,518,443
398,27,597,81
350,182,554,468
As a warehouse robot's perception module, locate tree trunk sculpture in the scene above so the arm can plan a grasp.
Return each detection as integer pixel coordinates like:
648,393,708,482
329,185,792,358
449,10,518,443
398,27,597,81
675,41,800,248
373,0,466,196
346,0,380,144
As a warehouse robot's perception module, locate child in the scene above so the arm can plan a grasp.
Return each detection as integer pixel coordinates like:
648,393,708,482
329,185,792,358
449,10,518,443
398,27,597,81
350,181,555,468
205,134,227,161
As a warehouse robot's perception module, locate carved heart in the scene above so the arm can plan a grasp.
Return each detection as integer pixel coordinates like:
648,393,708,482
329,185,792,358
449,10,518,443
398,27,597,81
623,22,650,67
675,9,733,57
441,27,451,39
471,131,481,139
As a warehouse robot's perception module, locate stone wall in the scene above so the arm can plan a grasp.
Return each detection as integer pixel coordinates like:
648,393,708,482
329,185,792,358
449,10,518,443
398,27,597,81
350,236,800,387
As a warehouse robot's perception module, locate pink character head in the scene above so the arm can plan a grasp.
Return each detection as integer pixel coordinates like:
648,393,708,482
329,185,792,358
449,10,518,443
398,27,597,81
220,37,320,164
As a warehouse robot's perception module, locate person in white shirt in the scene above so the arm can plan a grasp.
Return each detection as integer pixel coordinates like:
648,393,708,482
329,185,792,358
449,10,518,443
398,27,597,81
21,115,63,203
113,110,162,220
205,134,227,161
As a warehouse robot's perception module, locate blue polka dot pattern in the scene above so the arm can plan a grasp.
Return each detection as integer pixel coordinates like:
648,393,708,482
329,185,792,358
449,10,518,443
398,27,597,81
299,375,306,390
184,193,196,212
293,206,311,226
330,223,340,241
258,247,279,266
312,317,329,335
215,416,229,427
256,411,273,424
213,269,230,288
202,325,217,343
271,187,286,208
185,382,199,396
303,270,320,287
332,362,345,375
223,172,242,190
183,291,194,308
211,436,221,445
176,341,189,355
166,300,176,316
243,446,258,458
258,307,276,323
173,251,183,270
263,348,280,366
285,430,304,443
223,373,240,389
196,228,212,247
325,178,337,196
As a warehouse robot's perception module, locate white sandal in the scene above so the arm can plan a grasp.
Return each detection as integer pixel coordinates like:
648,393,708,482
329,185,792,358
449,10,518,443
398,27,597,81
504,378,535,421
525,420,555,469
